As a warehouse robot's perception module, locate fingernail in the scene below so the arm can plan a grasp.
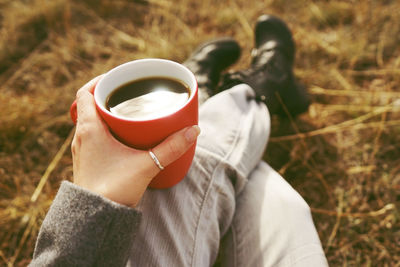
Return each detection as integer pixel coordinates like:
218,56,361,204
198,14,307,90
185,125,201,143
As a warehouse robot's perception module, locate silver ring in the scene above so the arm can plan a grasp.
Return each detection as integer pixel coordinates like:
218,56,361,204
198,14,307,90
148,149,164,171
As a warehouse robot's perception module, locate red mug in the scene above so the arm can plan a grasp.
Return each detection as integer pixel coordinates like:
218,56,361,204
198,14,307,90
70,59,198,189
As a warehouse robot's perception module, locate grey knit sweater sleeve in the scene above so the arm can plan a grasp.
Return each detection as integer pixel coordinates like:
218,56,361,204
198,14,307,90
29,181,141,267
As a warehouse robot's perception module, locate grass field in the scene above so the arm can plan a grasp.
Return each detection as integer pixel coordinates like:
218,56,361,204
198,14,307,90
0,0,399,266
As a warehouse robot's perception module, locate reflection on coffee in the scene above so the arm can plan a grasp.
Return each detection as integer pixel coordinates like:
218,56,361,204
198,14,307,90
106,77,190,120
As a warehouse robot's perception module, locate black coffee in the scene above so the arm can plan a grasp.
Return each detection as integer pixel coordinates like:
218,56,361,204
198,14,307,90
106,77,190,120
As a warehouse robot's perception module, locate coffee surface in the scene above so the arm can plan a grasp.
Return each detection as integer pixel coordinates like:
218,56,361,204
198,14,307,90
106,77,190,120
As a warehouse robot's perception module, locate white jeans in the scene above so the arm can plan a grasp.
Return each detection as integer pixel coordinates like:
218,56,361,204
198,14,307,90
128,84,328,266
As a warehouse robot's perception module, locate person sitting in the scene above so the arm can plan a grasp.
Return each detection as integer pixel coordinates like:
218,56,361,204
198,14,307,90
30,15,327,267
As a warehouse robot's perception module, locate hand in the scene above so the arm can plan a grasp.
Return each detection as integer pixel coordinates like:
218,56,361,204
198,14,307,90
71,76,200,207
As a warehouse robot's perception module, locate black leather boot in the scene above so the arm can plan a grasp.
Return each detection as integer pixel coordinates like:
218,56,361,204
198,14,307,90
222,15,310,116
183,38,241,104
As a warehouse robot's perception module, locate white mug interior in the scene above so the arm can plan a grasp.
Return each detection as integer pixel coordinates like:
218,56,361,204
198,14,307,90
94,58,197,121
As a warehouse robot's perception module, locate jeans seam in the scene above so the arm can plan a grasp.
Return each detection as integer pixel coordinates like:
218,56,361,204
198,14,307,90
191,107,247,267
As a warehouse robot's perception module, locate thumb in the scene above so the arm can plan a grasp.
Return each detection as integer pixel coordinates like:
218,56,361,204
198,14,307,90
151,125,200,168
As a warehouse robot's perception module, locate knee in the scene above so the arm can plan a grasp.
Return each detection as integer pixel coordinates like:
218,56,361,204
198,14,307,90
261,164,312,222
276,187,312,221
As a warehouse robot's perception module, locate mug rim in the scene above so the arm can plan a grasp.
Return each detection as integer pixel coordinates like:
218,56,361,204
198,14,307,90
94,58,198,122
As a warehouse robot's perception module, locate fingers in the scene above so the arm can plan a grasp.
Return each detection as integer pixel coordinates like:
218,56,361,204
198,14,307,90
77,75,103,95
152,125,200,168
73,76,109,153
76,76,102,126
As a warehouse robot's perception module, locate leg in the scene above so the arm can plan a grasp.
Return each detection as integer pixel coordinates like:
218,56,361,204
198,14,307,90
217,161,328,267
127,84,270,266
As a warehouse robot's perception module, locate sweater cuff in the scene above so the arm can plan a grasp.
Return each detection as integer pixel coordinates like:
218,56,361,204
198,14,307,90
32,181,141,267
60,180,139,211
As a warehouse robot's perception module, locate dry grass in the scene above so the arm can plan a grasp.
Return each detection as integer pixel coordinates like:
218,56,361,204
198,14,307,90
0,0,399,266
